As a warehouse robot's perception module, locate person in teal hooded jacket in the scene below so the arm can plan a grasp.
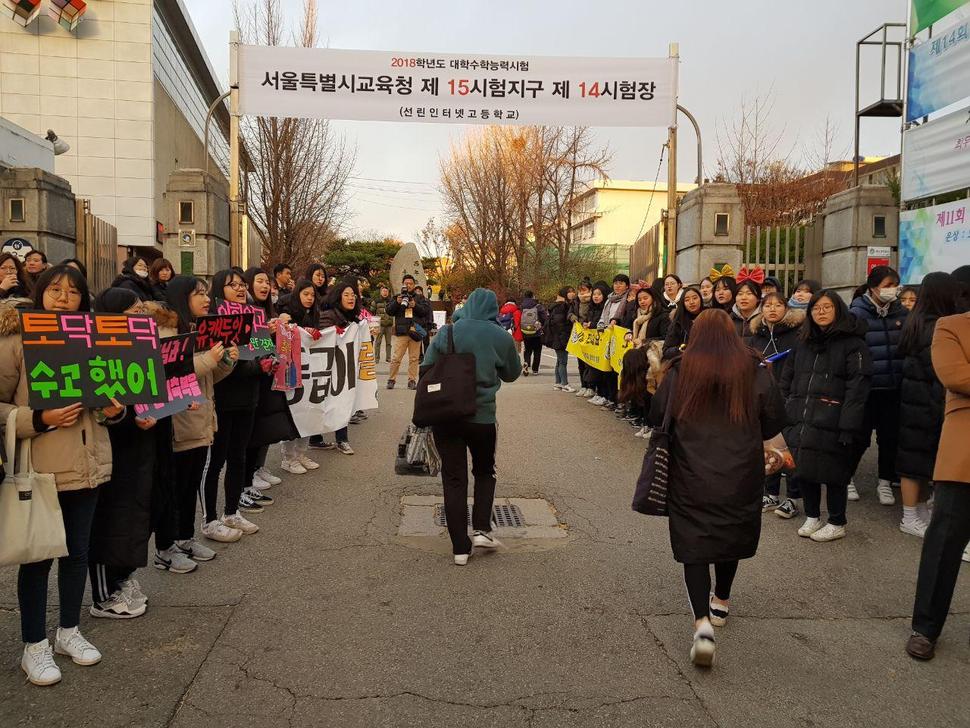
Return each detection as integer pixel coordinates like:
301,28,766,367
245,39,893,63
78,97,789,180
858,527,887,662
422,288,521,564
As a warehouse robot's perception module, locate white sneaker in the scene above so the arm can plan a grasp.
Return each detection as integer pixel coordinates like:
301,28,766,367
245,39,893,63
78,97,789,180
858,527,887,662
552,383,563,390
90,590,146,619
589,396,605,406
810,523,846,542
877,479,896,506
634,426,648,438
201,519,243,543
847,481,860,501
798,517,823,538
252,472,272,490
176,537,216,562
54,627,101,666
255,467,281,485
900,518,929,538
963,545,970,564
21,639,61,686
222,513,259,535
281,460,307,475
154,545,198,573
690,623,716,668
472,530,501,549
453,553,470,566
297,455,319,470
575,387,588,397
120,577,148,609
561,385,576,393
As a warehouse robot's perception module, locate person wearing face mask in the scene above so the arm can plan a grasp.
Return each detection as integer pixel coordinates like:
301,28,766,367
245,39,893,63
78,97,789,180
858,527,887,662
787,279,820,312
110,256,155,302
848,266,909,505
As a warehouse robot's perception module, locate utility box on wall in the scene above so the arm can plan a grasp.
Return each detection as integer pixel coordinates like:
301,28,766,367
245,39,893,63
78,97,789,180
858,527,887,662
162,169,230,278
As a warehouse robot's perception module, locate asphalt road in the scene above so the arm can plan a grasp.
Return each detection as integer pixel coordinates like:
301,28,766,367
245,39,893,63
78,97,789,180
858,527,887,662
2,356,969,727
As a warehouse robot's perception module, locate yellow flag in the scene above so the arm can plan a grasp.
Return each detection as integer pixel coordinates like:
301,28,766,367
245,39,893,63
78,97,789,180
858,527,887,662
565,323,613,372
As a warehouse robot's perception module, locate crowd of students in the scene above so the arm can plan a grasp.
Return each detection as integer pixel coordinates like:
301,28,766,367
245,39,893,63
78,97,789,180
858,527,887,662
498,263,970,549
0,253,379,687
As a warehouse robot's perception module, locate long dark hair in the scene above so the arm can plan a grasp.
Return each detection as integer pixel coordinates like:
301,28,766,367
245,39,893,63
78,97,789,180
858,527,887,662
165,275,208,333
211,268,246,303
326,277,362,321
674,309,755,426
0,252,28,289
898,272,963,356
305,263,329,298
673,285,704,324
802,290,857,343
244,266,275,319
32,265,91,312
618,347,650,405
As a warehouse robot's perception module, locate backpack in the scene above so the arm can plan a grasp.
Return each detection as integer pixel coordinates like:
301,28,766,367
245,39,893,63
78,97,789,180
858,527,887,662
520,306,542,337
498,309,515,331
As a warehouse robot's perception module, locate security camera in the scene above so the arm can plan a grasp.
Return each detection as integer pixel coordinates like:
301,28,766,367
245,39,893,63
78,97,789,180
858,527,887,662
46,129,70,156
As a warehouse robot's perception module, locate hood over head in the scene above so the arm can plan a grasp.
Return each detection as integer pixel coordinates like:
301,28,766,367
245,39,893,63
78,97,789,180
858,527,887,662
460,288,500,322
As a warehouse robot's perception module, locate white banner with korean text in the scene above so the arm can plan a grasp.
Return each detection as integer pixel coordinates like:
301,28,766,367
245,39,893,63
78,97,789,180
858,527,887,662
238,46,677,127
899,198,970,283
286,322,378,437
902,106,970,201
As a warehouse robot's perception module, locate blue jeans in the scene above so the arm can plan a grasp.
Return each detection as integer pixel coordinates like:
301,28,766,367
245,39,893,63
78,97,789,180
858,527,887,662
555,349,569,385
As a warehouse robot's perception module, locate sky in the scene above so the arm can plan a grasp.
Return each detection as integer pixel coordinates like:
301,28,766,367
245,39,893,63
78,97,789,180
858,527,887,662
185,0,915,242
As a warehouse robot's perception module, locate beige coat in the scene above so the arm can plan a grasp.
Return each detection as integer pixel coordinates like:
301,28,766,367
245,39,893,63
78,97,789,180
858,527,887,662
166,310,234,453
0,303,112,491
932,312,970,484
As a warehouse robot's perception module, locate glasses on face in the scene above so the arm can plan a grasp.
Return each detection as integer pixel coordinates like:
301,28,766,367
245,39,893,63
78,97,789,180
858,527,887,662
812,304,834,314
0,264,17,274
225,281,247,291
45,286,81,301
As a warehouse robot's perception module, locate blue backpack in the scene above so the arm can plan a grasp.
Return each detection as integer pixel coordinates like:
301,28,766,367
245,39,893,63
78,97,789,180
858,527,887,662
498,310,515,331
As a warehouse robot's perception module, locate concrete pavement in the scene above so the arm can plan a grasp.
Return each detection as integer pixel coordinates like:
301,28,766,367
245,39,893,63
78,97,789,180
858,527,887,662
2,358,969,727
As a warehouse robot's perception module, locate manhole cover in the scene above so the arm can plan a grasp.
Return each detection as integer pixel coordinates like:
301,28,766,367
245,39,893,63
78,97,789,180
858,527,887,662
433,503,525,528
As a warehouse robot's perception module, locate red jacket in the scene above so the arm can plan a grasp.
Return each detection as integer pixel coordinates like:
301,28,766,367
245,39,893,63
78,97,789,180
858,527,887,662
499,302,523,342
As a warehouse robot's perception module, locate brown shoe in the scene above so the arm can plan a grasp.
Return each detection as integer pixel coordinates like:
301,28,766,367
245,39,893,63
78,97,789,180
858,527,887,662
905,632,935,660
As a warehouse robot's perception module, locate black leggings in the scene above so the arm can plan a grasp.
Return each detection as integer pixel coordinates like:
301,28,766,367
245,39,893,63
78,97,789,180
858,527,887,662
202,408,257,520
683,561,739,621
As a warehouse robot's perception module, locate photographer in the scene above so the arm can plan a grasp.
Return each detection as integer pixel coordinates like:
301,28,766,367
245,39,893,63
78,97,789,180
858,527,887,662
386,274,431,390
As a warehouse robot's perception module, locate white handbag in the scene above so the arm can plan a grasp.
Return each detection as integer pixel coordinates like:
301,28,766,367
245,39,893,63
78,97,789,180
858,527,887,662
0,408,68,566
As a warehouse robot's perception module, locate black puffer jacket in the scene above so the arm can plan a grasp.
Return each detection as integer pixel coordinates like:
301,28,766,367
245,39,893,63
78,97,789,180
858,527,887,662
110,272,155,302
745,309,805,358
387,295,431,336
543,300,572,351
849,294,907,390
779,320,872,484
662,309,697,360
896,318,945,480
249,374,299,448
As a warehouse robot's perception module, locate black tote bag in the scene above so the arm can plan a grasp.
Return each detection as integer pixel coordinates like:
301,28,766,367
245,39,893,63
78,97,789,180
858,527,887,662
412,325,478,427
631,373,676,517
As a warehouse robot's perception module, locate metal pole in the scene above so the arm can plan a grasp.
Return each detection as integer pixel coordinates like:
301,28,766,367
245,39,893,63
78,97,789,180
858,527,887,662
676,104,702,185
204,89,231,176
229,30,241,268
666,42,679,275
854,38,861,188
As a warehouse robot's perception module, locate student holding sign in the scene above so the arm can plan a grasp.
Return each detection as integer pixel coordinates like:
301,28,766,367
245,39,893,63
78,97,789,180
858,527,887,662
243,267,298,497
203,270,264,538
159,276,238,563
86,289,172,618
0,265,124,686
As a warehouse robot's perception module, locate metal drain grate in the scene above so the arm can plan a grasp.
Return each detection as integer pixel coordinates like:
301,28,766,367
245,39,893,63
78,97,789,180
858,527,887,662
433,503,525,528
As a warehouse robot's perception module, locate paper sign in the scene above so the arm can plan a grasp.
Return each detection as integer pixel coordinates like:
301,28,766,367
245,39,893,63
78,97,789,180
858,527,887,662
216,299,275,360
195,313,254,352
134,333,205,419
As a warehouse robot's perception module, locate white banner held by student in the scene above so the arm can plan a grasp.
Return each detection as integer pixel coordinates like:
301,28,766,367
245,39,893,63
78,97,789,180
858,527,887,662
239,46,677,128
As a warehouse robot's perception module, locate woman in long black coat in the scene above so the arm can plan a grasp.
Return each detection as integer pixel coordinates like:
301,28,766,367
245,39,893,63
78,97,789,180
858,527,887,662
87,288,169,617
649,309,785,668
780,291,871,543
110,256,155,302
544,288,575,391
895,272,966,537
661,286,704,360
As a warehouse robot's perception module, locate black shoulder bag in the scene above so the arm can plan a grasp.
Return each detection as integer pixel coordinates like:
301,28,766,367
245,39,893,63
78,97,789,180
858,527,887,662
412,325,477,427
631,372,676,517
